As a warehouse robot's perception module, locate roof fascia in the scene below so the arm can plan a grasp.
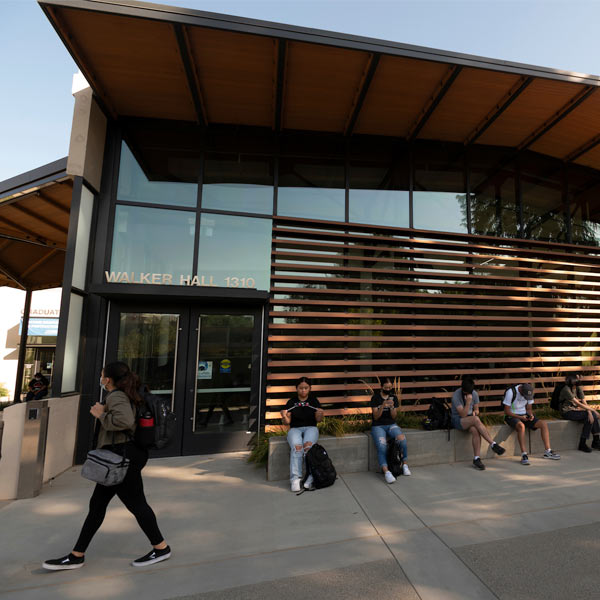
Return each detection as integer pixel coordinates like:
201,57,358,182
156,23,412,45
0,158,69,199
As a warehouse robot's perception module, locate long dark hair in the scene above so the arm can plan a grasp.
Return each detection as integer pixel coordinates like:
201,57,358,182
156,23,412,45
103,362,143,407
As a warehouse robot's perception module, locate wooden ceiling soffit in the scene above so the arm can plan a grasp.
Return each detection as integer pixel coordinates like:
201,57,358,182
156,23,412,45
407,65,462,141
19,249,61,280
186,27,274,127
464,76,533,145
0,258,26,289
563,132,600,163
517,85,596,151
274,39,287,132
0,215,46,242
10,203,68,236
174,25,207,126
36,190,70,215
344,53,380,136
283,41,372,132
45,6,117,119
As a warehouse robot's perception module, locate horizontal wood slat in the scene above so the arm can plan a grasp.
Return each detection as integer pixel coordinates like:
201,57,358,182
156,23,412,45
266,217,600,427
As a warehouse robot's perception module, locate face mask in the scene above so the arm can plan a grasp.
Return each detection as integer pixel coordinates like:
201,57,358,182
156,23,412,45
99,376,107,391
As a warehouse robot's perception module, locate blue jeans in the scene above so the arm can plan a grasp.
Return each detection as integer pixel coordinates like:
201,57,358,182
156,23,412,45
287,426,319,482
371,424,408,468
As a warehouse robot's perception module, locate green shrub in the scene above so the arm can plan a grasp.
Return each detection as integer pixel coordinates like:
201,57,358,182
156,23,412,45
0,382,9,397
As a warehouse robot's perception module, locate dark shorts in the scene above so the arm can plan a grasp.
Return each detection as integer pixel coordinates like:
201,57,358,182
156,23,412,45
505,415,539,430
451,415,464,430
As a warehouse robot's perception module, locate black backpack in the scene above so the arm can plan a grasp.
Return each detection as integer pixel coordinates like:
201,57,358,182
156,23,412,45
304,444,336,489
134,390,177,450
551,382,566,411
423,398,451,431
386,438,403,477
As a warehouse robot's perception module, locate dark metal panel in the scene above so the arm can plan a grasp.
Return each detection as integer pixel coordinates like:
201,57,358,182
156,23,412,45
0,157,68,198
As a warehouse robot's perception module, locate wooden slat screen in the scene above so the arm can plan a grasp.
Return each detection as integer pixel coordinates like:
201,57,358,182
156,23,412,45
266,217,600,430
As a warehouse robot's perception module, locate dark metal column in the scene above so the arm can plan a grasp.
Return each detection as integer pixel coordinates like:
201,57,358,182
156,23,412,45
14,288,32,402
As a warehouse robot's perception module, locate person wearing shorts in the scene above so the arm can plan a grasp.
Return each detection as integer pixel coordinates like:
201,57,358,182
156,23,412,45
503,383,560,465
451,376,506,470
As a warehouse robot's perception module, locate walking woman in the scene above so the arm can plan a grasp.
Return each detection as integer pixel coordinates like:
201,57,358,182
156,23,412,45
43,362,170,570
281,377,324,492
371,377,410,483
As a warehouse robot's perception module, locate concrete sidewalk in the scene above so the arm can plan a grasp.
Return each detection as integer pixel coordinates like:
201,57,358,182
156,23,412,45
2,450,600,599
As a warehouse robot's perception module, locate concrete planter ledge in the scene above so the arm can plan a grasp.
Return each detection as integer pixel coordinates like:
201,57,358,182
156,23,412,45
266,420,584,481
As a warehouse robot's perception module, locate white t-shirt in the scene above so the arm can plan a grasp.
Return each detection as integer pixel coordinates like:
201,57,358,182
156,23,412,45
502,386,533,416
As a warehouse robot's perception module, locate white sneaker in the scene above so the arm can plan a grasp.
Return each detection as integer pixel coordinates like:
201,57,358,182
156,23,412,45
304,474,314,489
384,471,396,484
402,464,411,476
291,478,301,492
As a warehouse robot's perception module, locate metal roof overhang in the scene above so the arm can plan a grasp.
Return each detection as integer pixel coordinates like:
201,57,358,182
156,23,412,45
0,158,71,290
39,0,600,172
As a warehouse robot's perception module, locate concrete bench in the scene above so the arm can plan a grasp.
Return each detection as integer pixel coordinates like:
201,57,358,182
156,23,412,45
267,420,585,481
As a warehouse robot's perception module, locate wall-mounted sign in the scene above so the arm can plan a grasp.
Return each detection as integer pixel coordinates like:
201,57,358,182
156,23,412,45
19,318,59,336
105,271,256,289
219,359,231,373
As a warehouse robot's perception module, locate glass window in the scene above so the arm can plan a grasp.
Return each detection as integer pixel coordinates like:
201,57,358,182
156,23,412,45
349,160,409,227
413,142,468,233
470,148,519,238
117,142,198,207
202,154,274,214
520,153,566,242
566,163,600,245
110,205,195,281
118,313,179,410
197,213,272,290
277,158,345,221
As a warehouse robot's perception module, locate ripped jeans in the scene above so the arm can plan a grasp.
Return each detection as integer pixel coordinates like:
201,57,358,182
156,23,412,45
371,424,408,469
287,426,319,482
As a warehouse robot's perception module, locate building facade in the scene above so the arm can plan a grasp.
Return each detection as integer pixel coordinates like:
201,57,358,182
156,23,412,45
39,0,600,459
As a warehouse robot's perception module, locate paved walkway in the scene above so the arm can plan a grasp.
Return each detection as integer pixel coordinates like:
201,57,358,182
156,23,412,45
2,450,600,599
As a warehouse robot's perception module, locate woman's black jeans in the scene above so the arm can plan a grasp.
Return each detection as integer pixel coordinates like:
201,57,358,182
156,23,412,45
563,410,600,440
74,442,163,552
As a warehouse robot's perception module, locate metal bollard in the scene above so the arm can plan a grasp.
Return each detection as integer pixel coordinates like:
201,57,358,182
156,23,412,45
16,400,49,499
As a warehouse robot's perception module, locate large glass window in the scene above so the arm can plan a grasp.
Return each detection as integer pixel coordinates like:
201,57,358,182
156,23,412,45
197,213,272,290
520,153,566,242
470,147,519,238
117,142,198,207
567,164,600,245
202,154,274,214
277,157,345,221
110,205,195,281
413,142,468,233
349,158,409,227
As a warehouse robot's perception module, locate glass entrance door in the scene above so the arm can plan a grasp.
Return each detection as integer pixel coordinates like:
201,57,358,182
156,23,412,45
182,311,261,455
106,302,262,456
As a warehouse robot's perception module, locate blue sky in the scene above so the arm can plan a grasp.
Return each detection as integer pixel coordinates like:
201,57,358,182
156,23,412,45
1,0,600,182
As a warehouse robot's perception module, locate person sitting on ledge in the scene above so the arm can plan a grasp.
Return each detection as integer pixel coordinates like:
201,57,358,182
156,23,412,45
280,377,324,492
451,376,506,470
370,377,410,484
503,383,560,464
25,372,49,401
559,373,600,452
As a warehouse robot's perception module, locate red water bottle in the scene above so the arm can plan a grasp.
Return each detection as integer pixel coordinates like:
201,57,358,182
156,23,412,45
139,410,154,428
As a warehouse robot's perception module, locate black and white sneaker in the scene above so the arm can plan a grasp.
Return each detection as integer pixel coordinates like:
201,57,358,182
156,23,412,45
131,545,171,567
473,458,486,470
490,442,506,456
42,553,85,571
